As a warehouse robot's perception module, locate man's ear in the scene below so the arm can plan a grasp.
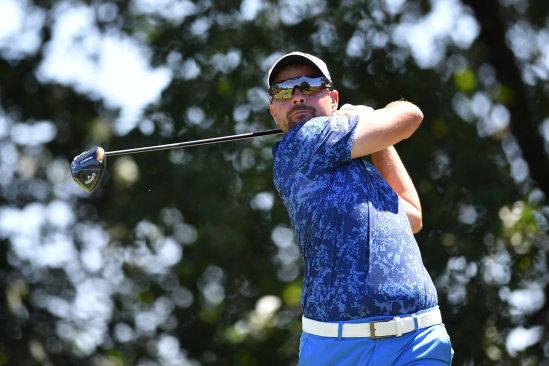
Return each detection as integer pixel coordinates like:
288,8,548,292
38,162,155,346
331,90,339,112
269,104,280,126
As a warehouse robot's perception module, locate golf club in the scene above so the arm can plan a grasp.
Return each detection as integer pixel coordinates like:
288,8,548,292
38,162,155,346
71,128,283,193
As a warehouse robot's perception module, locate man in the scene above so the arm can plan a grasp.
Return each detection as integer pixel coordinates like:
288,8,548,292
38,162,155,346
268,52,453,365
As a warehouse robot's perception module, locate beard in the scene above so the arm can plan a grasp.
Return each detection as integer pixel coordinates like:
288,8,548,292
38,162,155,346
284,105,318,130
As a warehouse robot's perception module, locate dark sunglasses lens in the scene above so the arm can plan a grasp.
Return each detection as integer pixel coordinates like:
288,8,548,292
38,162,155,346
302,83,325,94
271,77,326,101
273,86,294,100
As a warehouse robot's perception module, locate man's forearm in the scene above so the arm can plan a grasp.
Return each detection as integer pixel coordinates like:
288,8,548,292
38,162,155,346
372,146,423,232
343,100,423,159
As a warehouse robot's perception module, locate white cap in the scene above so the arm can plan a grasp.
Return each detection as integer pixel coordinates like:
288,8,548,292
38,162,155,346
267,51,333,86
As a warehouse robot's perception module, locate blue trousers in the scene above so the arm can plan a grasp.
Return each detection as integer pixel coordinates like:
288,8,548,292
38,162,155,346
298,316,453,365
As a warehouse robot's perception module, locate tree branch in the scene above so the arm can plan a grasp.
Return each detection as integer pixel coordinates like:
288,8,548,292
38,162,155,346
461,0,549,198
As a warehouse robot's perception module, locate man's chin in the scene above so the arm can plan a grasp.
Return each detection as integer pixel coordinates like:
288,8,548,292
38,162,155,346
289,112,314,125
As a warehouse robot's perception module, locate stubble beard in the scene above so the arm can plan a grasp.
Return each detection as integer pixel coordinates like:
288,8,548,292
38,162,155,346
283,105,318,131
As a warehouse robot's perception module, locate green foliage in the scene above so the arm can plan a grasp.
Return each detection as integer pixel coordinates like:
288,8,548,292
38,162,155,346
282,281,302,307
496,85,515,106
453,68,477,92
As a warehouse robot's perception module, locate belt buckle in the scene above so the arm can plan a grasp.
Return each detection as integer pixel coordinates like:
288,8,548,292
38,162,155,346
370,319,391,339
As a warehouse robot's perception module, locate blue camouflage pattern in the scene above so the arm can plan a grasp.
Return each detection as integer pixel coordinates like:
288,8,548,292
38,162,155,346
273,116,438,322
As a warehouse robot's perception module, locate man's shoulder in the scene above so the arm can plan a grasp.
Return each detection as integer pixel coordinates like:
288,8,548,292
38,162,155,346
287,115,354,140
302,115,356,132
272,117,327,157
272,115,359,159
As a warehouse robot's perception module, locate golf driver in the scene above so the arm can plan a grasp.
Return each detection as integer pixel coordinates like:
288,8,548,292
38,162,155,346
71,128,283,193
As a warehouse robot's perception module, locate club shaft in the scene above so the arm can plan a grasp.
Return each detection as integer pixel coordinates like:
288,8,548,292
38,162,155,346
105,129,283,156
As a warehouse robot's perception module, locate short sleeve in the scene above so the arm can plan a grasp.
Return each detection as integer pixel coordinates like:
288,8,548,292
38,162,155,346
275,115,359,176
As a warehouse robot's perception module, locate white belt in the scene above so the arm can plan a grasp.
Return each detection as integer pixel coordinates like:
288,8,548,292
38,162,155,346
302,308,442,339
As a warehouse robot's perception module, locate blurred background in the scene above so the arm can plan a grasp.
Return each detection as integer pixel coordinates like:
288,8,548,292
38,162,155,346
0,0,548,365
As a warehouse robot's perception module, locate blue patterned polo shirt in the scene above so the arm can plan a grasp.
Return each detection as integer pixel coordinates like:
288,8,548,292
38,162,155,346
272,116,438,322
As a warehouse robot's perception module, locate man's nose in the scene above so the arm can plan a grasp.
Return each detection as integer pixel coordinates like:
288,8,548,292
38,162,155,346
291,87,306,104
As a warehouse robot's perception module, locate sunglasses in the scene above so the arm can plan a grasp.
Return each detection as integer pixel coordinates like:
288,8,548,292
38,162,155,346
268,75,333,103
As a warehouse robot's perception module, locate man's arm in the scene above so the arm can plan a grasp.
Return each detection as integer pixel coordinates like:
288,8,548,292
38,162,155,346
372,146,423,233
333,100,424,232
347,100,423,159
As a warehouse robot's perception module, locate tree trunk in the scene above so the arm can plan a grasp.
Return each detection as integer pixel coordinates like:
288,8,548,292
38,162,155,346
461,0,549,198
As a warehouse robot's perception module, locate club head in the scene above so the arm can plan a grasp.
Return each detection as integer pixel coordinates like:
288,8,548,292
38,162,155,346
71,147,106,193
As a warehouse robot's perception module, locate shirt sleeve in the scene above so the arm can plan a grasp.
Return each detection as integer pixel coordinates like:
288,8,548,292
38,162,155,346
293,115,359,174
273,115,360,191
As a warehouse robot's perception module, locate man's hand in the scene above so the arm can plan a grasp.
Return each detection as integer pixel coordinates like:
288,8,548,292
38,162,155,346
333,104,375,118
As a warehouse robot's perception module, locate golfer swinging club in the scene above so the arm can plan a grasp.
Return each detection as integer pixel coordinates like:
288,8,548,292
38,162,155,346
268,52,454,365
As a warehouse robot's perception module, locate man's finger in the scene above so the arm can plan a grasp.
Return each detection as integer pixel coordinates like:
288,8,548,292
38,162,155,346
333,110,353,116
339,104,356,110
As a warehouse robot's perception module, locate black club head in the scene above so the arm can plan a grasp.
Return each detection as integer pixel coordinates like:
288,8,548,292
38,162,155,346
71,147,106,193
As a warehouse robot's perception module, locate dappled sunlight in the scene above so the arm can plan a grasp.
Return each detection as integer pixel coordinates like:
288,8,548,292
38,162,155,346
392,0,479,68
0,0,44,60
36,3,172,135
